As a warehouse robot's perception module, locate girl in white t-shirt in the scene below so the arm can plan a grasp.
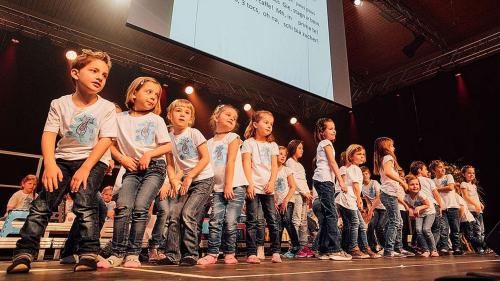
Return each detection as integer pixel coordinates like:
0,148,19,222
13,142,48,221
361,166,386,252
197,104,248,265
241,110,281,264
454,183,484,254
99,77,172,269
460,165,485,252
373,137,408,258
5,175,38,215
311,118,350,261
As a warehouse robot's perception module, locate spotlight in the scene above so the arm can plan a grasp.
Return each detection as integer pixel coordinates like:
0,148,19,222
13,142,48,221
348,110,353,114
290,117,298,125
353,0,363,6
65,50,77,61
184,85,194,95
402,34,425,58
455,73,462,77
11,38,20,44
243,104,252,111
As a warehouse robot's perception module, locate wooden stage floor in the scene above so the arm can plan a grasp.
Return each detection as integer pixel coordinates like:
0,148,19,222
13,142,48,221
0,255,498,281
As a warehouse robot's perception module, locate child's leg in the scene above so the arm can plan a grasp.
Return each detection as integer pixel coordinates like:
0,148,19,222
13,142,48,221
423,214,436,252
313,180,342,254
339,206,359,252
415,217,428,252
356,210,370,252
446,208,461,251
207,192,228,256
380,193,400,254
221,186,246,255
164,195,188,262
438,209,450,251
471,212,485,249
431,204,442,246
311,199,323,252
283,202,301,252
256,200,265,247
394,212,404,252
400,210,410,250
149,196,169,251
375,209,387,248
245,197,260,256
259,194,281,255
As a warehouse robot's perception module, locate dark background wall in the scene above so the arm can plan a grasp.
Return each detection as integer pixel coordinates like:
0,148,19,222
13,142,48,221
0,33,498,231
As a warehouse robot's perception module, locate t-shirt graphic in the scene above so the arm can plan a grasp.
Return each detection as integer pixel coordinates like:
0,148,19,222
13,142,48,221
259,146,271,165
275,177,286,194
367,184,376,199
176,137,198,160
135,121,156,145
65,113,97,145
212,144,227,167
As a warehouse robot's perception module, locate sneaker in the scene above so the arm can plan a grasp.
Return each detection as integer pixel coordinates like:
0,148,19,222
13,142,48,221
97,255,123,268
257,246,265,259
6,255,32,274
439,248,450,255
157,255,178,265
282,251,295,259
60,254,79,264
123,255,141,268
295,248,309,258
476,248,485,255
349,248,370,259
197,254,218,265
304,247,316,258
453,249,464,256
383,251,406,258
271,253,282,263
365,249,382,259
74,255,97,272
148,248,163,263
420,251,430,258
246,255,261,264
329,251,353,261
318,254,330,260
431,251,439,257
224,254,238,265
398,249,415,257
179,256,198,266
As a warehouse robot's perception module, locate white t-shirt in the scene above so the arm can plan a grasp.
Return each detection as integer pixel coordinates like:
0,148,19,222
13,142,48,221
43,94,117,164
207,132,248,192
241,138,279,194
275,166,294,204
456,194,475,222
460,182,482,212
434,174,459,209
285,158,309,195
334,166,347,194
397,185,407,211
7,190,36,210
379,155,400,197
404,192,435,217
105,201,116,212
116,111,170,161
170,127,214,182
312,140,335,182
336,165,362,211
418,176,438,206
362,180,385,210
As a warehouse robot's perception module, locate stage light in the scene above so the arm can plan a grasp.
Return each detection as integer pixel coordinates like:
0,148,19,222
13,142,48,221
243,104,252,111
349,110,353,114
290,117,298,125
11,38,20,44
402,34,425,58
184,85,194,95
65,50,77,61
455,72,462,77
353,0,363,6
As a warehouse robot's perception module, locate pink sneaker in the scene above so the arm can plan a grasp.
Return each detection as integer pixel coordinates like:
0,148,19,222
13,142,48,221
271,253,282,263
197,254,218,265
431,251,439,257
421,251,430,258
295,248,309,258
304,247,315,258
224,255,238,265
246,255,261,264
123,255,141,268
97,259,111,269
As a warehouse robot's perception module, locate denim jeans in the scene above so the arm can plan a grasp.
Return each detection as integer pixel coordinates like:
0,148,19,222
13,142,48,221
180,177,214,259
431,204,442,246
367,209,386,250
313,180,342,254
471,212,485,248
62,195,108,258
163,194,188,261
438,208,461,251
380,192,403,254
279,202,300,253
339,206,360,252
401,210,410,249
292,194,309,248
246,194,281,255
207,186,246,255
14,159,106,257
415,214,436,251
112,160,166,256
356,210,370,252
461,219,484,252
311,198,322,252
149,195,170,249
256,200,266,246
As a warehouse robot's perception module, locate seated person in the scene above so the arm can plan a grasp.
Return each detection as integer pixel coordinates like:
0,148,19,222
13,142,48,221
5,175,38,216
101,186,115,220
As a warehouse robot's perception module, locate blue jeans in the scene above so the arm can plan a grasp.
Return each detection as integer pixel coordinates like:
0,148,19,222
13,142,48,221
461,219,484,252
245,194,281,255
149,195,170,249
339,206,360,251
471,212,485,248
62,195,108,258
279,202,300,253
256,200,266,246
292,194,309,248
438,208,461,251
380,192,403,254
163,194,188,261
415,214,436,251
112,160,166,256
14,159,106,257
367,209,386,250
311,198,322,252
313,180,342,254
207,186,246,255
180,177,214,259
431,204,442,246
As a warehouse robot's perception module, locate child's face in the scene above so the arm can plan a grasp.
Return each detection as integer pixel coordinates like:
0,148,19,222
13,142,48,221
71,59,109,95
132,82,161,111
216,107,238,132
389,142,395,153
408,179,420,194
434,163,445,177
21,180,36,194
294,143,304,158
398,169,405,178
351,149,366,165
278,149,287,165
321,121,336,141
169,105,193,129
362,170,371,182
101,190,113,203
464,168,475,182
253,114,274,138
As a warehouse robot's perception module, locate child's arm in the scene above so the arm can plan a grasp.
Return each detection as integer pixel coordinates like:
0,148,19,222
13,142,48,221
437,176,454,193
180,142,210,196
414,198,430,217
264,155,278,194
281,174,297,213
242,152,255,199
166,152,181,198
382,160,408,191
111,141,138,172
224,138,240,200
138,142,172,170
41,131,63,192
461,187,482,213
353,182,363,210
432,189,445,213
324,145,346,191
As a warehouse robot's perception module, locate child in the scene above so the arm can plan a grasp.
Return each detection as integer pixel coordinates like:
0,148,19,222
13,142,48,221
98,77,171,268
101,186,116,220
373,137,408,258
5,175,38,215
430,160,462,255
197,104,248,265
147,179,171,262
460,165,485,253
274,146,301,258
165,99,215,266
312,118,351,261
241,110,281,264
404,175,438,257
7,49,116,274
396,169,414,256
361,166,385,252
455,183,484,254
285,139,314,258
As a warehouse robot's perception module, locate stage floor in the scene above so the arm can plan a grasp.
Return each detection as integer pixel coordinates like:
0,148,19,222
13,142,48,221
0,255,498,281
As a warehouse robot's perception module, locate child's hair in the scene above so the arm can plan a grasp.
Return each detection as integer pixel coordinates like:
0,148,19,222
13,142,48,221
339,151,347,166
287,139,303,159
113,102,123,112
373,137,401,176
346,144,365,165
360,166,370,174
409,161,425,176
405,174,419,185
429,160,444,172
124,77,163,115
209,104,239,133
243,110,275,142
102,186,113,194
461,165,477,184
278,145,287,152
314,118,333,144
20,174,38,189
71,49,112,84
167,99,196,126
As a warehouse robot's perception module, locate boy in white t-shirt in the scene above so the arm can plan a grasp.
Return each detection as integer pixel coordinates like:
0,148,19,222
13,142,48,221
5,175,38,215
361,167,386,252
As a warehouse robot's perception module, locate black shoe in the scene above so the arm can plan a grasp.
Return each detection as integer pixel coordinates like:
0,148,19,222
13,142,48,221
6,257,31,274
158,256,178,265
453,250,464,256
179,256,197,266
74,257,97,272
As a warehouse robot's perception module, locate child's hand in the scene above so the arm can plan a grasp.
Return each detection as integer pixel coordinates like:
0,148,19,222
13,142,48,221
246,185,256,199
138,152,152,170
121,155,139,172
340,182,348,193
42,163,63,192
475,204,482,213
106,160,115,175
169,179,181,198
356,198,363,210
280,201,289,214
224,186,235,200
408,208,415,218
70,166,91,193
400,182,409,192
367,208,374,220
180,175,192,196
159,184,170,201
302,192,313,203
264,181,275,194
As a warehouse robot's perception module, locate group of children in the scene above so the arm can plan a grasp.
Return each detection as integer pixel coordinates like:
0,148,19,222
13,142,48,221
4,49,487,274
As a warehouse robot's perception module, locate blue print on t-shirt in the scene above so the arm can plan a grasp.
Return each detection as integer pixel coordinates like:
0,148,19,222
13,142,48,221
135,120,156,145
65,113,97,145
177,137,198,160
276,177,286,194
259,146,271,165
212,144,227,167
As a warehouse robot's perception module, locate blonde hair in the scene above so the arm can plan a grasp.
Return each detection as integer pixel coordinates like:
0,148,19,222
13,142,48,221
167,99,196,126
405,174,419,188
20,174,38,188
71,49,111,84
244,110,275,142
124,77,162,115
373,137,401,175
101,186,113,194
429,160,444,172
209,104,239,133
346,144,365,165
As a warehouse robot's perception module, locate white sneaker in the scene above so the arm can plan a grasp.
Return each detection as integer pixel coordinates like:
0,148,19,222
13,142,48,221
318,254,330,260
329,251,352,261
